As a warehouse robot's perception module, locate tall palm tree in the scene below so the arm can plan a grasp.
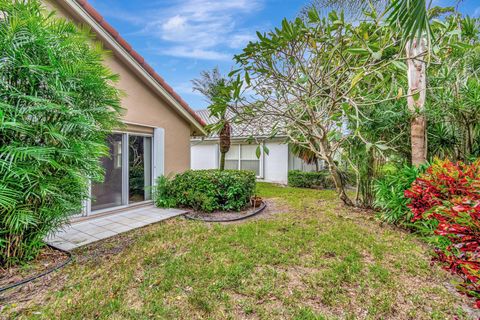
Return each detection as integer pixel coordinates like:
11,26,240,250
192,68,232,171
388,0,430,166
307,0,433,166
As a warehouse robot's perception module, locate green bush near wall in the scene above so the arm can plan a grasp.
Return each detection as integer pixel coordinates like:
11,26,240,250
0,1,122,266
154,170,256,212
288,170,336,189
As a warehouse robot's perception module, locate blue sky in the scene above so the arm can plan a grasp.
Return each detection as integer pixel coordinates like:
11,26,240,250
88,0,480,110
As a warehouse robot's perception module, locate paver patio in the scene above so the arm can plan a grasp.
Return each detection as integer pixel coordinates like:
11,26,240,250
46,206,187,251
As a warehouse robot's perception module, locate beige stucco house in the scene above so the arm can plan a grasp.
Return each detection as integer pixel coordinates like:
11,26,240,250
43,0,206,216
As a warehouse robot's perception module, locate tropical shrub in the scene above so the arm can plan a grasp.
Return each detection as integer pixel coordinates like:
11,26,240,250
374,165,424,225
0,1,122,265
288,170,335,189
154,170,256,212
405,159,480,305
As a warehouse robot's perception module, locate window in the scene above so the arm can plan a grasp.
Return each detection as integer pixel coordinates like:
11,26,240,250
224,146,239,170
240,144,260,176
222,144,262,177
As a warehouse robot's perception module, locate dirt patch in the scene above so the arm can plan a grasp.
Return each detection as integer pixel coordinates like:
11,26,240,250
0,247,71,313
0,227,145,314
0,247,69,288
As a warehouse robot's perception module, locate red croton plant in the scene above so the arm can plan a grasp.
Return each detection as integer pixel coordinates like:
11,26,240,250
404,159,480,307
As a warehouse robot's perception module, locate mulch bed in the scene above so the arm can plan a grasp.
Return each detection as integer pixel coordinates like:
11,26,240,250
184,202,267,222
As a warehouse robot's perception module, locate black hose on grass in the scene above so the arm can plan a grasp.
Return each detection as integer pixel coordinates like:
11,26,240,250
184,202,267,222
0,245,72,294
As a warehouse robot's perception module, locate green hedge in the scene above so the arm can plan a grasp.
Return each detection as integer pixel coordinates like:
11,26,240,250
288,170,336,189
154,170,256,212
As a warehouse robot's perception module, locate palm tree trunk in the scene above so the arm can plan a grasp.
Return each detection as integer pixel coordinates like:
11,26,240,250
406,38,427,166
219,151,226,171
219,121,231,171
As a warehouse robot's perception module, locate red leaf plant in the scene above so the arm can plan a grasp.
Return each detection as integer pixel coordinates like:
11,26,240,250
405,159,480,306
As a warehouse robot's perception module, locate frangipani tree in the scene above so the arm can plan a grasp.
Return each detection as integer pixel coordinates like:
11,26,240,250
307,0,435,166
233,10,400,206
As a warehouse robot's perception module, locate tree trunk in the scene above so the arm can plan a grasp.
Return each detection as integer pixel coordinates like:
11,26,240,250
319,138,354,206
406,38,427,166
219,151,226,171
328,161,353,206
219,121,231,171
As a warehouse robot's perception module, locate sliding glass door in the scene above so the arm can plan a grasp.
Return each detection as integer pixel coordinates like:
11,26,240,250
90,133,153,213
91,134,124,211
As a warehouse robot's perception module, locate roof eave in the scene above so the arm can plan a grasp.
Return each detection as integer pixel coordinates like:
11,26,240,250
62,0,207,135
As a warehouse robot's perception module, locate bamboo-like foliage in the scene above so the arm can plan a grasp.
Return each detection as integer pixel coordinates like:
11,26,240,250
0,0,123,265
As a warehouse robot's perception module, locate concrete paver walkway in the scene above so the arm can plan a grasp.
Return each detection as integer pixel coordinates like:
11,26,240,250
47,205,186,251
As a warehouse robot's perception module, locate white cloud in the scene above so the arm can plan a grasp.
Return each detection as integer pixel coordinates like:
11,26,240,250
228,33,256,49
105,0,263,60
162,15,188,31
141,0,264,60
160,46,232,61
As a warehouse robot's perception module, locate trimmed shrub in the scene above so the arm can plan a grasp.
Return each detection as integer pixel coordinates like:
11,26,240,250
374,165,424,226
0,1,122,266
405,159,480,306
288,170,336,189
154,170,256,212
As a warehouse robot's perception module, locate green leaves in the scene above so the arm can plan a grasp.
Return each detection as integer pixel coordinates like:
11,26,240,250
256,145,261,158
155,170,256,212
350,71,365,89
0,0,122,265
391,60,407,72
307,8,321,23
346,48,370,55
386,0,432,45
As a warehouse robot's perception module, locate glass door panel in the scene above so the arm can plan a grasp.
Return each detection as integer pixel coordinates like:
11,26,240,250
91,134,124,211
129,135,152,203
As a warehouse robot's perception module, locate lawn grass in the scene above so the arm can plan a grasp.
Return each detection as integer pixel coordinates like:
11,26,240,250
2,183,474,319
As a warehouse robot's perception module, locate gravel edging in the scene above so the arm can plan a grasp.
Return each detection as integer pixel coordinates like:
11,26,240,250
184,202,267,222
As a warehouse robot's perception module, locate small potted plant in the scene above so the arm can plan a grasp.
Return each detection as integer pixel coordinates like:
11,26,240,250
250,184,263,208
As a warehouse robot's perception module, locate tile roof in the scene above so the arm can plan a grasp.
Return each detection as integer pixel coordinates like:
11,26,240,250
195,109,285,139
74,0,206,128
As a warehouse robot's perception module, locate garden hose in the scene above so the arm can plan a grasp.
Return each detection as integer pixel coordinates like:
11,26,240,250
0,245,72,294
184,202,267,222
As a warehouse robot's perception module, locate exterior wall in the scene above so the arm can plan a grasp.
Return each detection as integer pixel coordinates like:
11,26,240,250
263,142,289,184
190,140,290,184
288,145,325,172
191,142,219,170
190,140,328,185
44,0,193,176
104,56,192,175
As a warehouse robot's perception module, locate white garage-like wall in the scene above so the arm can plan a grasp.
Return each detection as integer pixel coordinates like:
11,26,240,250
191,143,218,170
263,142,289,184
191,140,290,184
